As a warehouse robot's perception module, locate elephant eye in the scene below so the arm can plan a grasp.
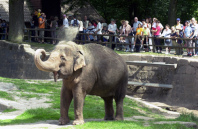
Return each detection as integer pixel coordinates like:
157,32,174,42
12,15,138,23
60,56,66,61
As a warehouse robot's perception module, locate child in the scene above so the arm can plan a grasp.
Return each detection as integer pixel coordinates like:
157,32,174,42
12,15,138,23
102,26,109,42
142,25,150,51
134,23,143,47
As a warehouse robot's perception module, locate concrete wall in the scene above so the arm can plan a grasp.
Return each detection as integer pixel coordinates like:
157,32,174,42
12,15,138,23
0,41,52,79
0,41,197,106
120,54,198,106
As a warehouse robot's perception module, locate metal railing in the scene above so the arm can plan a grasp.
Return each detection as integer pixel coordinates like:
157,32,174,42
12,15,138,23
19,28,198,54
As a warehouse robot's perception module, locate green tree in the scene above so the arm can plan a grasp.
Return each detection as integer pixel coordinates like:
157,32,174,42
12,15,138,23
9,0,24,42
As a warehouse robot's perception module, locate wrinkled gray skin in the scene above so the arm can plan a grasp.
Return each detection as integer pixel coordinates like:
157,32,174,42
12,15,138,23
34,41,128,125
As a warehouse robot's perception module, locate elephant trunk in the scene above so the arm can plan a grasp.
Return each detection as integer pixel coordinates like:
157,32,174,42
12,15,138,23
34,49,60,73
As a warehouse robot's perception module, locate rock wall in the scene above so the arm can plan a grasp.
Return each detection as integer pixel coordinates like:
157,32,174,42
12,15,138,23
120,54,198,107
0,41,52,79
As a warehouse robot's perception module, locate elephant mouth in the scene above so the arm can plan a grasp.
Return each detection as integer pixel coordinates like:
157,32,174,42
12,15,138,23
53,71,60,82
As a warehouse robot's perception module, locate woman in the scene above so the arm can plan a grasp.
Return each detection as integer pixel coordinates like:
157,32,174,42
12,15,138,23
161,24,172,54
146,18,152,51
142,25,150,52
86,22,95,41
50,16,58,44
170,26,177,54
151,21,161,53
134,23,143,52
78,17,84,44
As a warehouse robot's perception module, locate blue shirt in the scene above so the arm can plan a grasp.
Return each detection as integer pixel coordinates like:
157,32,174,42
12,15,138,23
133,21,142,32
184,26,192,37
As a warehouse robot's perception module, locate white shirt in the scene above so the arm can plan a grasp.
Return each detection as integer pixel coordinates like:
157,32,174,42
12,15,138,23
96,22,102,34
161,29,171,37
108,23,117,34
63,18,69,28
79,21,83,31
70,19,80,26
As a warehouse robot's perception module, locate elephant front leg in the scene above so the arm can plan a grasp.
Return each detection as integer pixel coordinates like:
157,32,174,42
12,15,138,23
59,86,73,125
72,86,86,125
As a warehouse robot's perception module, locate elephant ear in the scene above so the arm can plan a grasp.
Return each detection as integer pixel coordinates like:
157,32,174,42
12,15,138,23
74,51,86,71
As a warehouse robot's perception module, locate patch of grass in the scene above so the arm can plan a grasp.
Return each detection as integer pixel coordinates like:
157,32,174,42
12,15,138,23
0,91,14,100
19,92,41,100
69,121,149,129
0,108,59,126
3,109,18,113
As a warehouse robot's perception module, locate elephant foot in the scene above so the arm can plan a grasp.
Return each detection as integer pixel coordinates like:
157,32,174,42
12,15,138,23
104,116,115,120
59,117,70,125
73,119,84,125
115,116,124,121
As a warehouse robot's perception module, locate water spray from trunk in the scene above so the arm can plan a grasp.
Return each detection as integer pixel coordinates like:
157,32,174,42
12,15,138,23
57,27,79,43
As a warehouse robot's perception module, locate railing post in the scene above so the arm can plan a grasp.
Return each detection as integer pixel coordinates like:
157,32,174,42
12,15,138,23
28,29,31,42
109,35,112,49
152,36,155,52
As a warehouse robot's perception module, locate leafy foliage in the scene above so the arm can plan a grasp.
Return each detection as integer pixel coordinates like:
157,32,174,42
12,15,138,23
61,0,198,26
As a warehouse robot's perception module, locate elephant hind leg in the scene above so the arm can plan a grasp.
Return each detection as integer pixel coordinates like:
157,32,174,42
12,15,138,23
114,97,124,120
102,96,115,120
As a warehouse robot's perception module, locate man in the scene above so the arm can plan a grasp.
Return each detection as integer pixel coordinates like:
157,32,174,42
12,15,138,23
124,21,132,52
108,19,117,50
132,17,142,35
190,18,198,56
70,15,79,27
38,13,45,43
63,14,69,28
95,19,102,42
83,16,89,42
184,21,193,56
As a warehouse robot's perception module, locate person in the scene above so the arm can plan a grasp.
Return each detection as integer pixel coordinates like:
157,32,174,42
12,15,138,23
142,25,150,52
95,19,102,42
132,17,142,35
161,24,172,54
101,20,107,29
30,13,36,42
0,19,2,40
50,16,58,44
190,18,198,56
82,16,89,42
92,20,97,28
151,18,157,52
134,23,143,49
86,22,95,41
37,9,41,18
1,20,7,40
184,21,193,56
108,19,117,50
78,17,84,43
70,15,79,27
175,30,183,55
146,18,152,51
118,20,126,49
123,21,132,52
38,13,46,43
102,26,109,42
151,21,161,53
32,12,39,42
63,14,69,28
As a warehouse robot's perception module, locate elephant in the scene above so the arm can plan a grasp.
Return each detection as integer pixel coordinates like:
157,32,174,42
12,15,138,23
34,41,128,125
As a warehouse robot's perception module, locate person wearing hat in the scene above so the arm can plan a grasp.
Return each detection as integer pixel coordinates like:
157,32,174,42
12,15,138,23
184,20,193,56
108,18,117,50
63,14,69,28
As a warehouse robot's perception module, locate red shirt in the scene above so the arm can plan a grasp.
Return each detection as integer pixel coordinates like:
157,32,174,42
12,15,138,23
154,26,161,36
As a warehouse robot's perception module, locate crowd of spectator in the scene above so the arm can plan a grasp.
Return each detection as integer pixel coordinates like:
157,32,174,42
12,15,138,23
0,14,9,40
29,9,198,57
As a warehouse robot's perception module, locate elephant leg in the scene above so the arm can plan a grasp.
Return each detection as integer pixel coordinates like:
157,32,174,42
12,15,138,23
59,86,73,125
102,96,114,120
114,97,124,120
72,86,86,125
